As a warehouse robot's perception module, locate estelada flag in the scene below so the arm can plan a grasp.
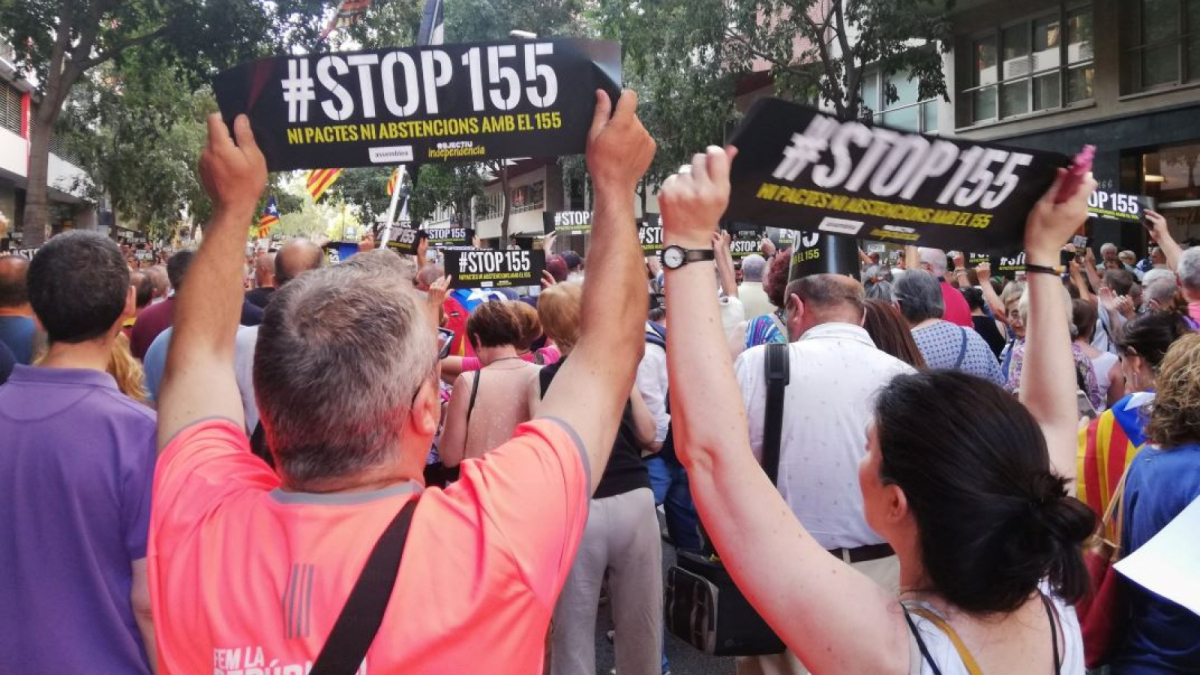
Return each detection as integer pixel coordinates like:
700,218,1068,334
319,0,373,40
255,196,281,238
306,169,343,202
387,167,400,196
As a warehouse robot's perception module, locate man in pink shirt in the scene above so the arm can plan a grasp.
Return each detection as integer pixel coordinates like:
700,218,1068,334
918,246,973,328
149,92,656,674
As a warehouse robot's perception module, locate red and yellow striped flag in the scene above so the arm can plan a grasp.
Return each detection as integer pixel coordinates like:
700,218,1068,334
306,169,344,202
387,167,400,196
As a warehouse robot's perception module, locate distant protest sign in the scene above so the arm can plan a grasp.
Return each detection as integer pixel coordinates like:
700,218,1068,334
386,227,422,254
638,214,662,254
967,250,1027,274
789,231,861,280
1087,190,1142,222
544,210,593,235
425,226,473,248
444,248,545,288
214,39,621,171
726,98,1069,254
730,230,760,259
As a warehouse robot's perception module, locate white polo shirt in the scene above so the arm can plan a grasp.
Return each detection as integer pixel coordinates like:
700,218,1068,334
735,322,915,550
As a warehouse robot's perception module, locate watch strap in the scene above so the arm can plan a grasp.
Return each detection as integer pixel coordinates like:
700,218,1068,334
683,248,716,263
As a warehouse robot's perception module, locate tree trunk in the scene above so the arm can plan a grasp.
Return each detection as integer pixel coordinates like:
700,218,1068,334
499,165,511,247
23,107,58,247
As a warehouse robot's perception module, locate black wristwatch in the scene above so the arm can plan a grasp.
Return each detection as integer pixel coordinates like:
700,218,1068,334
662,245,715,270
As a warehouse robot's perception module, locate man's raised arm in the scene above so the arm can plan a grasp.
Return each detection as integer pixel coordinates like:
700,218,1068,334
157,115,267,450
538,90,655,492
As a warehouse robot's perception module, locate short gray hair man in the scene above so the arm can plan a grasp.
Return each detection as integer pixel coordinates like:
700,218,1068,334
741,254,767,282
1100,242,1119,261
893,269,944,325
255,250,434,485
1178,247,1200,304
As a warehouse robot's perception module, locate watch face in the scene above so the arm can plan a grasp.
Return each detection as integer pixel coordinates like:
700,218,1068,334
663,246,685,269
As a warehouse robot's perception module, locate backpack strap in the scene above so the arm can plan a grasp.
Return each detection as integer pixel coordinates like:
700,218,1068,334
953,327,970,370
310,497,420,675
902,607,945,675
762,342,790,484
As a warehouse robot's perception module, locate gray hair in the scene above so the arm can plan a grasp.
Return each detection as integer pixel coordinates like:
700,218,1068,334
1100,242,1118,255
1145,278,1178,307
893,270,944,324
866,279,894,302
1142,268,1176,288
918,247,948,277
255,251,435,487
741,254,767,282
1179,247,1200,292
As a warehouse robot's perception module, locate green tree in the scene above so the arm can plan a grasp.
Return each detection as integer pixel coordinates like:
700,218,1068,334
723,0,954,120
0,0,330,245
56,54,217,242
408,164,486,226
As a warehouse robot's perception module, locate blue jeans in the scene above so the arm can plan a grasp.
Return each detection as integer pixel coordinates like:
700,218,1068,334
644,454,702,553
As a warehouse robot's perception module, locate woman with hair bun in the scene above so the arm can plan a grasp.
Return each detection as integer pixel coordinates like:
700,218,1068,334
1109,333,1200,674
658,147,1097,675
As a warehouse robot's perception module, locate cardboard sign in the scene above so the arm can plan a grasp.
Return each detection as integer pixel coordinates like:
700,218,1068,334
1087,190,1142,222
443,248,545,288
788,231,861,280
638,214,662,254
425,226,474,248
726,98,1068,254
214,39,621,171
386,227,422,254
730,230,760,259
544,210,592,235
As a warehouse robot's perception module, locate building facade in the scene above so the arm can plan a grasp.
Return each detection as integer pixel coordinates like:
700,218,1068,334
0,40,96,254
946,0,1200,251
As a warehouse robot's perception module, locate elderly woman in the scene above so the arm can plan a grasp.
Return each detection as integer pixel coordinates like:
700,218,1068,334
1004,287,1103,413
893,270,1004,384
659,148,1095,675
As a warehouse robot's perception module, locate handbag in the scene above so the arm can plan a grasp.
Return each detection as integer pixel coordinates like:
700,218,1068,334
1076,464,1131,669
309,497,421,675
663,342,788,656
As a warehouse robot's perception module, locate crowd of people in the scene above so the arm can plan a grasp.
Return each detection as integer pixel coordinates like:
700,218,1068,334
1,89,1198,675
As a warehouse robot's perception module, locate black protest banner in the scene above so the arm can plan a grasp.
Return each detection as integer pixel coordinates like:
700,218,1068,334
443,248,546,288
424,226,474,248
1087,190,1142,222
543,210,593,235
386,227,423,254
730,230,760,259
213,39,621,171
966,250,1027,274
726,98,1068,254
638,214,662,254
788,231,861,280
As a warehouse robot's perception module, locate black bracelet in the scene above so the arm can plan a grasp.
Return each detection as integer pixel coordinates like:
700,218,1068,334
1025,263,1061,276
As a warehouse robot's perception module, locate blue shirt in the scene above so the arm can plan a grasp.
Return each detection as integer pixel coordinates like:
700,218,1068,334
143,326,172,402
1112,442,1200,675
0,315,35,364
0,365,157,674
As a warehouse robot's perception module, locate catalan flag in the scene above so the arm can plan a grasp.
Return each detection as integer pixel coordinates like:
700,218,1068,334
255,197,280,239
1077,392,1153,537
306,169,343,202
319,0,374,40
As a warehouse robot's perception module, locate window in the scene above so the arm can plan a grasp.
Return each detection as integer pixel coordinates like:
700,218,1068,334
860,69,939,133
1123,0,1200,92
0,81,21,136
963,4,1094,125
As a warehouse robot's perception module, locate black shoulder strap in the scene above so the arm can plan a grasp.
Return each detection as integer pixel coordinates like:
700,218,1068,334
902,607,945,675
310,497,420,675
466,370,482,426
762,342,790,484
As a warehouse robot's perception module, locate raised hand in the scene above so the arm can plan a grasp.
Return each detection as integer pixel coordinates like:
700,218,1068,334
760,236,777,258
1024,167,1096,267
541,269,557,289
1145,210,1169,244
660,146,737,249
358,231,376,253
199,114,267,219
975,261,991,285
586,90,656,197
425,275,451,329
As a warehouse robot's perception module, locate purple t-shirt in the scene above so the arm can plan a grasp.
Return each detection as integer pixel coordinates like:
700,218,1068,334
0,365,157,674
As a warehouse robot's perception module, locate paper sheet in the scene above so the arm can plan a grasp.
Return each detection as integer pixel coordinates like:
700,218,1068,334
1115,496,1200,617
